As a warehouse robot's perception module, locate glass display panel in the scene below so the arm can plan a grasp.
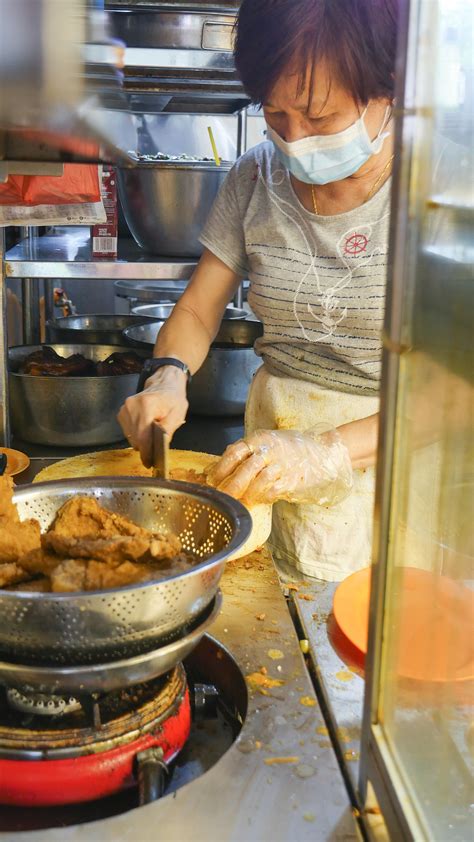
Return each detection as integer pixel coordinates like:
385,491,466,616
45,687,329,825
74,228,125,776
375,0,473,838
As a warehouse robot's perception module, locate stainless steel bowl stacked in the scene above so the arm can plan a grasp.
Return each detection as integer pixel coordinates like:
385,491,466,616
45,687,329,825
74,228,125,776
124,319,264,416
118,160,232,257
8,344,149,447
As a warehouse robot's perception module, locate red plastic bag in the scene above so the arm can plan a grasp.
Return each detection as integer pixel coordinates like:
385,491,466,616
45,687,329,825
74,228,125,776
0,164,100,206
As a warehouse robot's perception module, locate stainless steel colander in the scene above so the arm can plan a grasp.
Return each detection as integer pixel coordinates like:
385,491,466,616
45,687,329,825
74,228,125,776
2,478,251,666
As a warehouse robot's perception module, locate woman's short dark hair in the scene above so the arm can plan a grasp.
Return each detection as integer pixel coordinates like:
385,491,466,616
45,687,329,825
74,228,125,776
234,0,398,106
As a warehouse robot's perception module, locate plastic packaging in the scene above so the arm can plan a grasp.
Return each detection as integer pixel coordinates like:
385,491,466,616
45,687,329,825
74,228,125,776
0,165,100,206
208,427,353,506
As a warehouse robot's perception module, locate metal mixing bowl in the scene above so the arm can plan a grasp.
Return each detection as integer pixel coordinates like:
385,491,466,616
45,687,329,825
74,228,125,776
123,320,263,416
46,314,158,346
8,344,149,447
131,303,248,321
117,160,232,257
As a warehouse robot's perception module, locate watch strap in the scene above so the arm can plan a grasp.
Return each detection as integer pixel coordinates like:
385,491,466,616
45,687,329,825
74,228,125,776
137,357,191,393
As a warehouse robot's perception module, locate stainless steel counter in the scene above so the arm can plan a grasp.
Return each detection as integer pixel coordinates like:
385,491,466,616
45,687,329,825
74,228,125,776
5,459,358,842
5,227,197,280
292,582,365,799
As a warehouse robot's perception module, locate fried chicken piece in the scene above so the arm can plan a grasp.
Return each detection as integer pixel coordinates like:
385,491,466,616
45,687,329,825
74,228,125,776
10,577,51,593
46,496,151,542
0,562,29,588
50,558,154,592
0,518,41,564
19,547,62,576
0,475,19,523
43,532,182,566
0,562,25,587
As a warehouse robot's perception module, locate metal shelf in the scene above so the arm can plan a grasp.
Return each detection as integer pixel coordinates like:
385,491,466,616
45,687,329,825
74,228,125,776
5,228,198,281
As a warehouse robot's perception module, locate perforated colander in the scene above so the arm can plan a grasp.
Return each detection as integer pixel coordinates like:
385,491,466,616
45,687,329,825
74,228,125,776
2,478,251,666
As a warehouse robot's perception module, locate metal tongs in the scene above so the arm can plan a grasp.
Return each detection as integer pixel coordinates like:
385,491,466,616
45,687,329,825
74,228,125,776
151,421,169,479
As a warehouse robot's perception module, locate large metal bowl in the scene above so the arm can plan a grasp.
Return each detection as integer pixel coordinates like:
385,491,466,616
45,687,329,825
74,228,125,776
45,314,158,346
114,280,189,311
117,160,232,257
131,303,248,321
8,344,149,447
0,478,251,666
124,320,263,416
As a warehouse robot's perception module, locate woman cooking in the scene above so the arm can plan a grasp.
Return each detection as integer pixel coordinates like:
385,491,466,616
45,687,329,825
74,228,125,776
118,0,398,582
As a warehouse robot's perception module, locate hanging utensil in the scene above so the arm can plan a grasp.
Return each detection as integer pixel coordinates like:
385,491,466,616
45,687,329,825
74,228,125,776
207,126,221,167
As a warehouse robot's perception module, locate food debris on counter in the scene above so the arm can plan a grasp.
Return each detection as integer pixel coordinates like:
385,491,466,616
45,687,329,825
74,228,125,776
264,756,300,766
299,696,317,707
335,669,355,682
267,649,284,660
245,671,286,695
295,763,316,779
256,613,266,621
344,750,360,762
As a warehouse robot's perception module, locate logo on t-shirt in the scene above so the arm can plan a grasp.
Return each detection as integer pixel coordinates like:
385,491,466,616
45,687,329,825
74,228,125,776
343,232,369,255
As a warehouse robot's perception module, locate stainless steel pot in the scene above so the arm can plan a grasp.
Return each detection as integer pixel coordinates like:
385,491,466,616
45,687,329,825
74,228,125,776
124,320,263,416
45,314,158,346
9,344,149,447
117,160,232,257
131,303,248,321
114,279,189,312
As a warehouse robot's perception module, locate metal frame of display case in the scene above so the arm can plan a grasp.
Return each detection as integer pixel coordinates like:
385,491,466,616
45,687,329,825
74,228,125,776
359,0,473,838
359,0,435,835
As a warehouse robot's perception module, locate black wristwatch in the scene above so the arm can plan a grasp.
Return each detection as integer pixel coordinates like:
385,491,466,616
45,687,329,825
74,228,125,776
136,357,192,393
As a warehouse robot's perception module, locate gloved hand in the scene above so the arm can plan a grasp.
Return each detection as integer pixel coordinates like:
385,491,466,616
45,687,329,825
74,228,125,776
207,428,353,506
117,366,188,468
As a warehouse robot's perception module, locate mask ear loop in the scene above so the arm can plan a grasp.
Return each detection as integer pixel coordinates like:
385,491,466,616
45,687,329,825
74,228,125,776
376,104,392,139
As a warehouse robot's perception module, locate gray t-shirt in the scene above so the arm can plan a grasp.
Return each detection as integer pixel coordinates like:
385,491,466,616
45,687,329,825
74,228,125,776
200,142,391,395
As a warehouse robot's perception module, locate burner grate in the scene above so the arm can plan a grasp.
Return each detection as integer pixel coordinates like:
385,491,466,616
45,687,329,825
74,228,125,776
6,689,81,718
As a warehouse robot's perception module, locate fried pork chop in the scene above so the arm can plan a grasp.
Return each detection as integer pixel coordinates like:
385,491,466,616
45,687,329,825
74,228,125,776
50,558,155,592
43,532,182,566
1,487,187,594
0,476,41,579
0,562,30,588
46,496,151,541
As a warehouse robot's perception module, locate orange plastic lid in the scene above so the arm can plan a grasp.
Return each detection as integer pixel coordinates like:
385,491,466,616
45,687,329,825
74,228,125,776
332,566,474,683
0,447,30,477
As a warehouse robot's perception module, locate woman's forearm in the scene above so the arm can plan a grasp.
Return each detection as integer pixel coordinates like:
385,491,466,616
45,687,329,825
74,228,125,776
151,248,243,375
155,305,215,375
336,413,379,469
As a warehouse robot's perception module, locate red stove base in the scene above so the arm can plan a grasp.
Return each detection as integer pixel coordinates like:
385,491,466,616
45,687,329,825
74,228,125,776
0,679,191,807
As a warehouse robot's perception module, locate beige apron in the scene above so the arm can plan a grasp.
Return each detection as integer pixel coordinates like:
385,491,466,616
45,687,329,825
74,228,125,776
245,365,379,582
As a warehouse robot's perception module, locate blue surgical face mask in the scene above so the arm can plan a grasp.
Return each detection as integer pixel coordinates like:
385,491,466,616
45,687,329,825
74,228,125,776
266,106,391,185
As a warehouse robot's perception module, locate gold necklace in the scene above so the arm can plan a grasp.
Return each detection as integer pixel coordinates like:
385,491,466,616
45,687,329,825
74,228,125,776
311,154,395,215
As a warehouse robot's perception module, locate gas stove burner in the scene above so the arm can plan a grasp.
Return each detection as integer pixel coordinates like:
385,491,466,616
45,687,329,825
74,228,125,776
6,688,81,717
0,666,191,807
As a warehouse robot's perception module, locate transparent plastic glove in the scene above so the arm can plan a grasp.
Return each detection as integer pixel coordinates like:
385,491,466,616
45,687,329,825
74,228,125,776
207,428,353,506
117,367,188,468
